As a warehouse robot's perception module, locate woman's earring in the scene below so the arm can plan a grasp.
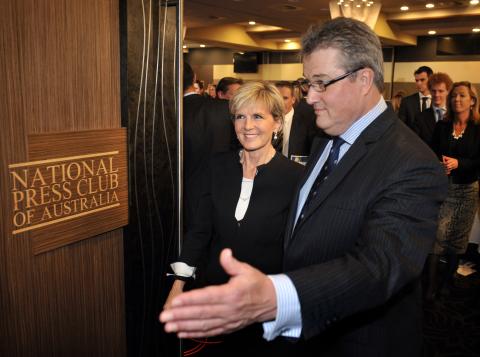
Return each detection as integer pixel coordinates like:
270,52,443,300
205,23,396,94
274,132,278,140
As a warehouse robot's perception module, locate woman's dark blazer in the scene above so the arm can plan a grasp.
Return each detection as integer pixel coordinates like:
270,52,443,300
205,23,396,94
430,119,480,184
179,150,303,286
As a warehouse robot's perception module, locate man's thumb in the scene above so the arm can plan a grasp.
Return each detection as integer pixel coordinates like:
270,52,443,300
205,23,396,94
220,248,246,277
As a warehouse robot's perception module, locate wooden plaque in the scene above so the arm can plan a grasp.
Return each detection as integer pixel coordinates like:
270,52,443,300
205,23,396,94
8,129,128,254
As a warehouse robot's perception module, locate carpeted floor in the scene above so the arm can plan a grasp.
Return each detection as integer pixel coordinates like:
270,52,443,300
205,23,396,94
423,258,480,357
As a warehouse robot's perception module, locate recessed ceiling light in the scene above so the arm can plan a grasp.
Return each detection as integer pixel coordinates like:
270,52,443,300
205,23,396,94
400,6,409,11
182,45,187,48
428,30,436,35
426,3,435,8
473,28,480,32
344,3,349,6
284,39,291,42
366,3,371,6
200,44,206,48
248,21,256,25
356,4,361,7
470,0,479,4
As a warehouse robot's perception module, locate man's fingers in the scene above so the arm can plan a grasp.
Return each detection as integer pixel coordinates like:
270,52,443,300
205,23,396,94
177,328,227,339
169,284,228,308
164,317,226,334
160,302,234,323
219,248,247,277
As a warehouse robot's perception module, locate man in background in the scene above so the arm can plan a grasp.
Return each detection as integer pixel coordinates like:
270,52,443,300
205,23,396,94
398,65,433,128
412,72,453,145
274,81,317,160
183,63,236,229
216,77,243,100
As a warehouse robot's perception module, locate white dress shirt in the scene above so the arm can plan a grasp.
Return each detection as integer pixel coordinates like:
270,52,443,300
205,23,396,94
419,93,431,111
282,108,295,157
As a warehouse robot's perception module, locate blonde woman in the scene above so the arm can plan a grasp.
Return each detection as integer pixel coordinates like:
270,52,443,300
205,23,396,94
164,81,303,356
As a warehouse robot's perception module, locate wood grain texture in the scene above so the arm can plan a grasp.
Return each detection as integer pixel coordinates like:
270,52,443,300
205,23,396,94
122,1,180,356
0,0,126,356
26,129,128,254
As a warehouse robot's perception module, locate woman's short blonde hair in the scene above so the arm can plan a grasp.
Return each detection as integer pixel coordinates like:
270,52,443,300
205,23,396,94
229,81,285,126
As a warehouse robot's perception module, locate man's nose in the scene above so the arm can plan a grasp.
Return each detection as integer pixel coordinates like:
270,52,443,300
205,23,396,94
306,88,319,105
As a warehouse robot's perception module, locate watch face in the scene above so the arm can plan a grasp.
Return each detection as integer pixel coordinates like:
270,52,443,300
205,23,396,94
290,155,309,165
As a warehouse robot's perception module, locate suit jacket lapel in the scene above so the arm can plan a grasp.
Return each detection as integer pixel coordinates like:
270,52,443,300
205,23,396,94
288,108,396,240
284,135,329,241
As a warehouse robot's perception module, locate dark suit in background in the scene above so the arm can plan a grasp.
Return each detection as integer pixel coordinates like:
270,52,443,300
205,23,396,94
398,92,421,129
183,94,236,229
287,107,318,158
284,108,447,356
412,107,437,145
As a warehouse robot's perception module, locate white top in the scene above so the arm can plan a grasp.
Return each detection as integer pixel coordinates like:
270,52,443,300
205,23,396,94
282,108,295,157
235,177,254,221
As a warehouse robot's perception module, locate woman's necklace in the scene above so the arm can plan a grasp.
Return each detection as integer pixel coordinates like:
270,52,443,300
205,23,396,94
452,122,467,140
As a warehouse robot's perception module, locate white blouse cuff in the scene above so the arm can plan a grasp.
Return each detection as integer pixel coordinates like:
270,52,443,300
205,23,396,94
170,262,196,279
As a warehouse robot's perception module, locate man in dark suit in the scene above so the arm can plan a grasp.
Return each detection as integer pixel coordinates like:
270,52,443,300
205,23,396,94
274,81,317,160
161,18,447,357
183,63,236,229
398,65,433,129
412,72,453,145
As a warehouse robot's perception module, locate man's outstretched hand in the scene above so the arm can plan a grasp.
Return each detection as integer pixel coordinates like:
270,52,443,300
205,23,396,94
159,248,277,338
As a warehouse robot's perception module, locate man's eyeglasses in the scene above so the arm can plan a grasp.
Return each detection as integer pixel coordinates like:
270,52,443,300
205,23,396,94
300,67,365,93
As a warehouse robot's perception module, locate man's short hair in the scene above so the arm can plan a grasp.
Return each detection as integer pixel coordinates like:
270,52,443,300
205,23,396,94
183,62,195,90
216,77,243,95
428,72,453,91
301,17,384,92
414,66,433,77
274,81,294,94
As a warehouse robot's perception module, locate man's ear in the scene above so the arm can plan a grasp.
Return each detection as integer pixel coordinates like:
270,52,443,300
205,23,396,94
359,68,374,94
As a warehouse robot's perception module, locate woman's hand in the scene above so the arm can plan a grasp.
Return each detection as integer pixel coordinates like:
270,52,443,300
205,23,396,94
442,155,458,175
164,280,186,309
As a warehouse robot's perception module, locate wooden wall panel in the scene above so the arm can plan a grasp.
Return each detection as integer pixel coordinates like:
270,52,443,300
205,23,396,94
0,0,126,356
122,1,180,356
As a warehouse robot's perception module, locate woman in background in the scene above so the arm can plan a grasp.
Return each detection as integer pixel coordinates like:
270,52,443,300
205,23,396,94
426,82,480,300
164,81,303,356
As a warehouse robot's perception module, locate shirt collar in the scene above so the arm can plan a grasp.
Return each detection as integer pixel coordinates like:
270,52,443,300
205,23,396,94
284,108,294,122
340,97,387,146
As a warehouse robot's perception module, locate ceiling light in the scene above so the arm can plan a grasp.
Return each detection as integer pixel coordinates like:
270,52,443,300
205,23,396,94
248,21,256,25
470,0,479,4
473,28,480,32
400,6,409,11
182,45,187,48
284,39,291,42
426,3,435,8
428,30,436,35
344,3,349,6
356,4,361,7
200,44,206,48
366,3,371,6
